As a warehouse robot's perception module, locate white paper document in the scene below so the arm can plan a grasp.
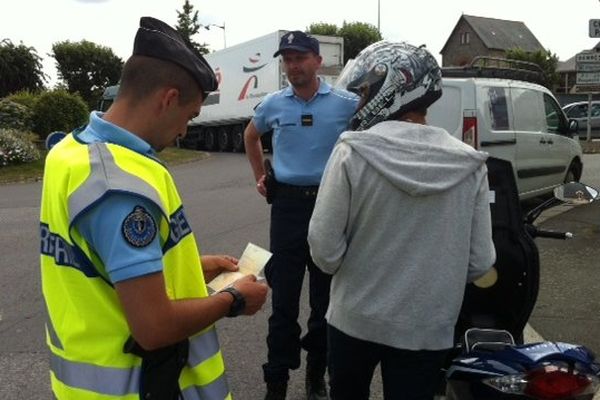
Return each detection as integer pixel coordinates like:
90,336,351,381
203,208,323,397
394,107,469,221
207,243,272,293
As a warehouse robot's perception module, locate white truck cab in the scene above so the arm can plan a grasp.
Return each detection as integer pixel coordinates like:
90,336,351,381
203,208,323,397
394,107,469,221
428,58,582,200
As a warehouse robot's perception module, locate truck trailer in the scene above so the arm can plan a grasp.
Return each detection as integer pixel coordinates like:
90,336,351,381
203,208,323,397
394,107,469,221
99,30,345,152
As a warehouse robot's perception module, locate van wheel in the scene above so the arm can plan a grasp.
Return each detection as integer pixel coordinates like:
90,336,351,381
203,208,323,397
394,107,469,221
564,161,582,183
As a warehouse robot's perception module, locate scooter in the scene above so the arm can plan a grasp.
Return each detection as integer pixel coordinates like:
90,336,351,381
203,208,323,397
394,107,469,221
444,157,600,400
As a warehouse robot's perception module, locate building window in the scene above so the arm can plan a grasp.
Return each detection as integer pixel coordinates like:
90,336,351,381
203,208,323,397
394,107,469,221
460,31,470,45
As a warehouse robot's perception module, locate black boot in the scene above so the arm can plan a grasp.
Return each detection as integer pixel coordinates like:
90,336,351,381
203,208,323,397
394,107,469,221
306,364,328,400
264,381,287,400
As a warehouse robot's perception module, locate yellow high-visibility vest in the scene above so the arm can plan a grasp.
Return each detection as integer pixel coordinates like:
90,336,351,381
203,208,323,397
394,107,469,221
40,134,231,399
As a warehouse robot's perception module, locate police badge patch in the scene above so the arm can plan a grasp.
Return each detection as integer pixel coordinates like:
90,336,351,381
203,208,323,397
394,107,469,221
122,206,157,248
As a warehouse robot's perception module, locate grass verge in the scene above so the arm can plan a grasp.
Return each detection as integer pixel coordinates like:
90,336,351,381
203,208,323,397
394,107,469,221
0,146,209,185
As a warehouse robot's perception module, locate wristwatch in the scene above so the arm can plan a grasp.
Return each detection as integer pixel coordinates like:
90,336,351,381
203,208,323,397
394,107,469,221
220,287,246,317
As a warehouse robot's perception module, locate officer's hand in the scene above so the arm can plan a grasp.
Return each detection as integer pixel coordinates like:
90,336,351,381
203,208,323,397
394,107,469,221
201,255,239,283
232,275,269,315
256,174,267,197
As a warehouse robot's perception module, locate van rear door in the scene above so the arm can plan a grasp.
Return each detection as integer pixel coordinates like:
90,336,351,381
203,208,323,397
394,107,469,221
477,84,516,162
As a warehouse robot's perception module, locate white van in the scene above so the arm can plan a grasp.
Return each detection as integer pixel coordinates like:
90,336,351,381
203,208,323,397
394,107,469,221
427,62,582,200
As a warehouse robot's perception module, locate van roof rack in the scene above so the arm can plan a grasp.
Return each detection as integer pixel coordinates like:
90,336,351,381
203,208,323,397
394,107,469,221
441,56,546,85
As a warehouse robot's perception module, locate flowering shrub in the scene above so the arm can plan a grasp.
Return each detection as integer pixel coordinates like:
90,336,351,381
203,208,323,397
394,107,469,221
0,128,41,167
0,98,34,131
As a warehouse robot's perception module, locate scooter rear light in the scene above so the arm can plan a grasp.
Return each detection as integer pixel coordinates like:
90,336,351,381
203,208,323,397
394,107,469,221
524,366,598,400
483,374,528,394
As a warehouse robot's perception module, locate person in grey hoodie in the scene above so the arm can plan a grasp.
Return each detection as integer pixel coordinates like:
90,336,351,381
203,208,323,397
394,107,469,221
307,41,496,400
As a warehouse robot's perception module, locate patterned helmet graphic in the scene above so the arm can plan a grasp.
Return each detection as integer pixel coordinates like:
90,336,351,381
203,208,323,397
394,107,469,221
336,41,442,131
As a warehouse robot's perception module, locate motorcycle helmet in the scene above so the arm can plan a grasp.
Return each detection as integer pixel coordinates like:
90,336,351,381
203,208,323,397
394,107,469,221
336,40,442,131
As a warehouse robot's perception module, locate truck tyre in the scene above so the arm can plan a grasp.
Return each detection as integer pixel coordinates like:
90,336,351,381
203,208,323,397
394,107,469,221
204,128,217,152
217,127,232,152
231,125,245,153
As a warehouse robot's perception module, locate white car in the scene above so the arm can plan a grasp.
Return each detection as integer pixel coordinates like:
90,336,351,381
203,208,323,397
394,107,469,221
427,72,582,200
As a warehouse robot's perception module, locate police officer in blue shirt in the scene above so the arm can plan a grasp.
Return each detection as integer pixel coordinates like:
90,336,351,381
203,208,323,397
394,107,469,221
244,30,359,400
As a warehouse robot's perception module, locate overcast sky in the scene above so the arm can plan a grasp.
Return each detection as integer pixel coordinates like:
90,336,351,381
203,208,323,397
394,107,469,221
2,0,600,85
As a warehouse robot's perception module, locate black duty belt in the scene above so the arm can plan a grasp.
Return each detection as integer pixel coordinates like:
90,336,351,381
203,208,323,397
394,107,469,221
275,182,319,199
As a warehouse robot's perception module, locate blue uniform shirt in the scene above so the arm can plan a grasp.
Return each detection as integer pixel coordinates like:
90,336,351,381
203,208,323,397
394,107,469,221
252,79,358,185
75,112,164,283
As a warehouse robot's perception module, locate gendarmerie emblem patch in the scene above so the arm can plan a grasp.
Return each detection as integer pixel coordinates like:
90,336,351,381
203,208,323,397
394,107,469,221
122,206,157,248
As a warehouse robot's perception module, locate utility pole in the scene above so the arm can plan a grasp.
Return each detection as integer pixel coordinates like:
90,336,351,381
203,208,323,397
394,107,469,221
377,0,380,31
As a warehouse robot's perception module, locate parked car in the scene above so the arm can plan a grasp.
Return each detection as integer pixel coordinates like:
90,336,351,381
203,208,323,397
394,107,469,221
427,58,583,200
562,101,600,138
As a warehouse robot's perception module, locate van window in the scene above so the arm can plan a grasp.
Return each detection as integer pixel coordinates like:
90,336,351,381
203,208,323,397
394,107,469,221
542,93,566,134
511,88,543,132
427,86,461,136
487,87,510,131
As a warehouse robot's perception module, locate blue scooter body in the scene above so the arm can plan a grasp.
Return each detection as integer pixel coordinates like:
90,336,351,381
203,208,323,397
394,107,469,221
447,341,600,399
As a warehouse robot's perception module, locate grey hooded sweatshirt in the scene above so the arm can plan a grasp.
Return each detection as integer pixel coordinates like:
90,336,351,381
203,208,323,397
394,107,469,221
308,120,496,350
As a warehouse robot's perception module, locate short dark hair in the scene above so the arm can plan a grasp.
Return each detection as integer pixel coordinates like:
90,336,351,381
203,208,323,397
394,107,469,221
117,55,202,105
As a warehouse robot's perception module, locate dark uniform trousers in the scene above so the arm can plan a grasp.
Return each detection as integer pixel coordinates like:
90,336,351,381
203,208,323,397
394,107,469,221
262,188,331,383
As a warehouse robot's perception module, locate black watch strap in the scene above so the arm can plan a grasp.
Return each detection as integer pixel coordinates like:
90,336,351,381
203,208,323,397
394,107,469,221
220,287,246,317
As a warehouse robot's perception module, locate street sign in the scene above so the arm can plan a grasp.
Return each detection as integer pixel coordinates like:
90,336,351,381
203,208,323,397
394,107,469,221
45,131,66,150
590,19,600,37
576,51,600,89
575,85,600,93
577,52,600,62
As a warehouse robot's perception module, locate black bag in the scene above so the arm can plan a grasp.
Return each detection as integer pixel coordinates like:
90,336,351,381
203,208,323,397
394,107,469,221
124,336,189,400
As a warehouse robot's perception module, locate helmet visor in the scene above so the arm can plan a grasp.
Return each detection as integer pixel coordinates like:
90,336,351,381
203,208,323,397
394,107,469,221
334,59,358,92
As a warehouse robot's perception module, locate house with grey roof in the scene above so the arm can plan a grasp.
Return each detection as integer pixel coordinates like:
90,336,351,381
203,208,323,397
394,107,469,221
440,14,545,67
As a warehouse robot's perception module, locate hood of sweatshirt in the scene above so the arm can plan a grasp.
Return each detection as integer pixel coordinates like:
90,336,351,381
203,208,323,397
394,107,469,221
338,120,488,196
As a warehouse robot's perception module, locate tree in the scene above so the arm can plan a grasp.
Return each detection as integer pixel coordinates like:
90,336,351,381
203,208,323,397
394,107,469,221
505,48,559,90
307,21,382,64
176,0,210,55
307,22,339,36
51,40,123,110
338,22,383,64
0,39,46,97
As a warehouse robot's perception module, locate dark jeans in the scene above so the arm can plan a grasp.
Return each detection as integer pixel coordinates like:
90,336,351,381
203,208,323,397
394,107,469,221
328,325,449,400
262,195,331,383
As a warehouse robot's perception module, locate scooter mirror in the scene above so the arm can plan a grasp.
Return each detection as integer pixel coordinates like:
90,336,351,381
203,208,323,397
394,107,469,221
553,182,599,205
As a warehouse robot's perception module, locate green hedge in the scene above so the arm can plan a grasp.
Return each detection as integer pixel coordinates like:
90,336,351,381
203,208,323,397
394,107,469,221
32,90,89,139
6,90,39,109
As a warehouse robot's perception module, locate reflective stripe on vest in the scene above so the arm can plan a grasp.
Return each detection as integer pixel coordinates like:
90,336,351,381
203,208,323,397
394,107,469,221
51,353,140,396
68,142,165,222
49,326,223,396
182,374,230,400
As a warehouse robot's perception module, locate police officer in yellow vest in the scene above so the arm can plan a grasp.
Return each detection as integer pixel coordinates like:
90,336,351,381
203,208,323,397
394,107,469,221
39,16,269,400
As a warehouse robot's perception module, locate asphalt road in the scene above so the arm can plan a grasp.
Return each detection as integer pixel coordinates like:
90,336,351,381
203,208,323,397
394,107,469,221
0,152,599,399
